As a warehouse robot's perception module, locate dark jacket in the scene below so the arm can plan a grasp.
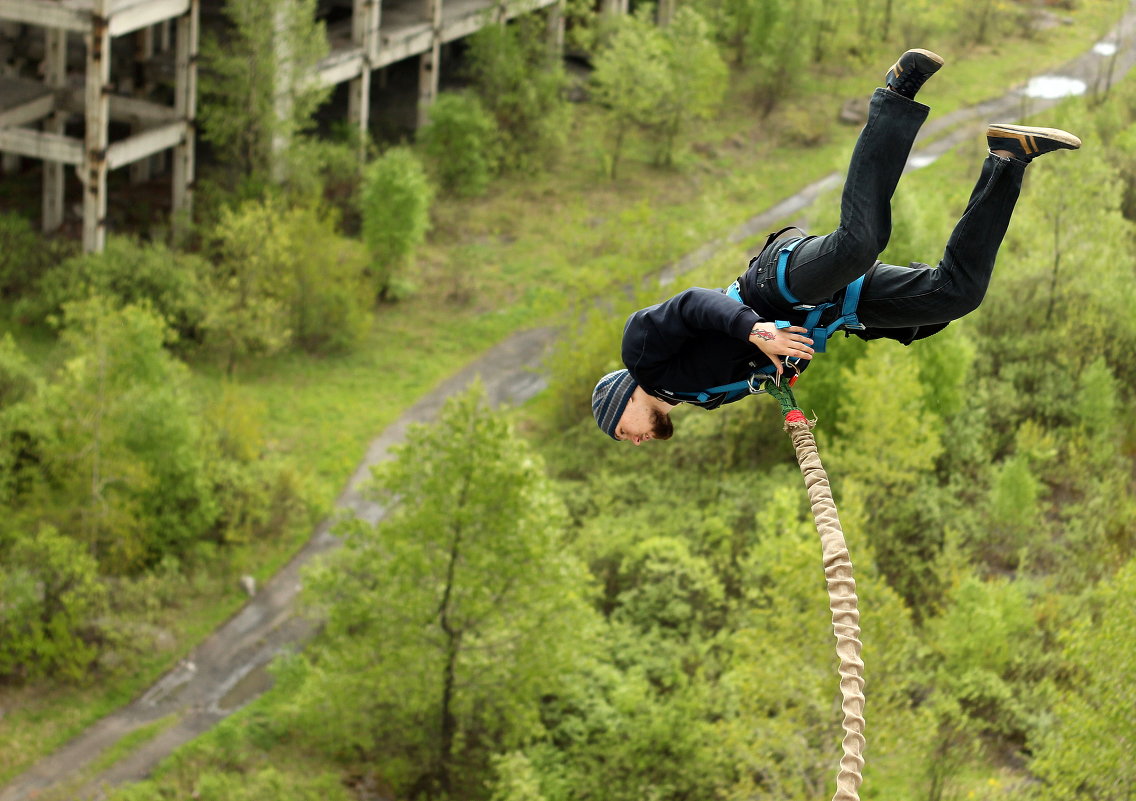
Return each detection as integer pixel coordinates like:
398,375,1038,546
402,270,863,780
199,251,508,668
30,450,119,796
622,279,947,410
621,288,769,410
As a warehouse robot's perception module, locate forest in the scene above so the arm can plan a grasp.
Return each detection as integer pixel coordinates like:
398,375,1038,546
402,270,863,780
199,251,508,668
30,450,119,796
1,0,1134,799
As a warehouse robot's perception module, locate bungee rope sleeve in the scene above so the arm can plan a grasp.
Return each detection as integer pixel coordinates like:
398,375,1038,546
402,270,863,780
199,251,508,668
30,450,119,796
767,382,867,801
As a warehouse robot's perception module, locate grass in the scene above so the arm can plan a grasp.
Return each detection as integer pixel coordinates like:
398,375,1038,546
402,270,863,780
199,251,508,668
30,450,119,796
0,0,1125,788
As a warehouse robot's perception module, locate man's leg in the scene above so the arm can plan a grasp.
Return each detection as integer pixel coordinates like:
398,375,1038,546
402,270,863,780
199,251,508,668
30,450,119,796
855,124,1080,328
783,87,931,303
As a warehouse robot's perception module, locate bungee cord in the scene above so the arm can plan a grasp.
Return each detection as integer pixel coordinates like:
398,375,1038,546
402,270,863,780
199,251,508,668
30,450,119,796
767,381,866,801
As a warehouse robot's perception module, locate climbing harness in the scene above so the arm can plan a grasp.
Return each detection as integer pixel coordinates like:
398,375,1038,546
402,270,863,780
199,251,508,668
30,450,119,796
766,380,866,801
672,236,869,406
728,236,868,354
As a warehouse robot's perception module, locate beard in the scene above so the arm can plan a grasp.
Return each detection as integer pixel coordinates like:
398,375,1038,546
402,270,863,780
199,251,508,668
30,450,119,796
650,409,674,440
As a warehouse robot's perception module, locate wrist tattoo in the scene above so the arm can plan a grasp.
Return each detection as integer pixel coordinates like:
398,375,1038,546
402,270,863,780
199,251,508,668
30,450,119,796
750,326,776,342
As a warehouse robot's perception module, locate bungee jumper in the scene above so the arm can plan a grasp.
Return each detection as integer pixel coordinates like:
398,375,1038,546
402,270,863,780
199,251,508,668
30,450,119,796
592,48,1081,444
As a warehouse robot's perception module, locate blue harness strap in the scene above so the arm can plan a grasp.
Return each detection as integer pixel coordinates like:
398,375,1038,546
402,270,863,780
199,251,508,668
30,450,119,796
726,237,867,353
680,238,868,404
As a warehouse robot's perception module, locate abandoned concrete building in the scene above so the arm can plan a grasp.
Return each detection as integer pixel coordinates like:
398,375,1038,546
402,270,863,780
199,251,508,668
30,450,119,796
0,0,567,253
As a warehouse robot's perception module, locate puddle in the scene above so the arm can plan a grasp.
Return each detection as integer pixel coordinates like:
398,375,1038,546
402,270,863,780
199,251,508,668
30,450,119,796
1023,75,1087,99
215,662,274,713
1094,41,1119,56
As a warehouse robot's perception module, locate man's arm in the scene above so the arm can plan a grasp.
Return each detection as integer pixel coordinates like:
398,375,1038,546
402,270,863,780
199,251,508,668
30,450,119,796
622,288,760,373
623,288,815,378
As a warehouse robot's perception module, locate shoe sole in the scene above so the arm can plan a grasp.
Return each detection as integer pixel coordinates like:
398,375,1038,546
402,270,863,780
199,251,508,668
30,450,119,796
987,124,1082,155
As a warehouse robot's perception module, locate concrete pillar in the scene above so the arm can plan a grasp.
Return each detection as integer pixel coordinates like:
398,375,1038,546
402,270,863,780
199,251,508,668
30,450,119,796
416,0,442,129
173,0,199,219
130,26,156,184
548,0,565,54
43,27,67,232
83,3,111,253
349,0,378,154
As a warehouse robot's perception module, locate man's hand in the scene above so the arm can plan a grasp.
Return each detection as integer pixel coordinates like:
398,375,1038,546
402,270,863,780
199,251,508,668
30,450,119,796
748,322,814,374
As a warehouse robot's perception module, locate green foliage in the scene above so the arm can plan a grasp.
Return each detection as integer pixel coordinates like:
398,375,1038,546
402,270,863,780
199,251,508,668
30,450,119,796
359,147,434,299
0,333,37,412
24,237,210,348
542,301,632,427
612,535,726,636
0,212,70,300
277,131,371,212
590,8,673,178
653,7,728,166
112,763,353,801
466,17,571,174
827,341,946,607
702,0,811,113
280,207,372,353
44,299,219,571
591,7,725,174
420,92,500,197
489,752,548,801
204,199,295,371
1029,559,1136,800
198,0,330,186
0,525,107,682
282,384,596,799
205,199,371,364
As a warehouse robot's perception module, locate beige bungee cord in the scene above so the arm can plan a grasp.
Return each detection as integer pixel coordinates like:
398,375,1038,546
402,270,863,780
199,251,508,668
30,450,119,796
768,380,866,801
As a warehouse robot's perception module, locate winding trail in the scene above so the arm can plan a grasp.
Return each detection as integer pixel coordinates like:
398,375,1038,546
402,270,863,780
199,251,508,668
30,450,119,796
5,15,1136,799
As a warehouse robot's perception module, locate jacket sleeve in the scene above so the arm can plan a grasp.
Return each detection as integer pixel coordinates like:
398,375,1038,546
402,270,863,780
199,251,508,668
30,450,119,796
622,288,762,375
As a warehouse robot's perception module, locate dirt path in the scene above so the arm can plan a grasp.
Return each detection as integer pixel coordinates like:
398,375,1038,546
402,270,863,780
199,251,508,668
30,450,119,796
5,17,1136,800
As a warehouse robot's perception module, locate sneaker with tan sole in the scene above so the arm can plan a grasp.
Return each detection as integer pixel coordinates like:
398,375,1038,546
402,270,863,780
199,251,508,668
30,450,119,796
986,124,1081,162
884,49,944,100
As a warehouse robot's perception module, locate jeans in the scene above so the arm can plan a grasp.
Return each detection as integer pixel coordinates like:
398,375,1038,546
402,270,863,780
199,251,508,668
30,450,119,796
743,87,1026,328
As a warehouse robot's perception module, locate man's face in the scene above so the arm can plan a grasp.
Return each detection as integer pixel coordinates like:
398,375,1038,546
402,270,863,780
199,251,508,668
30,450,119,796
615,392,674,445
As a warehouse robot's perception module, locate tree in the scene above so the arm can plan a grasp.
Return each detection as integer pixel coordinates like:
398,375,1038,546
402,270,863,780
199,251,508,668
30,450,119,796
204,200,294,373
466,17,570,174
705,0,813,113
653,7,728,167
198,0,330,186
827,341,946,606
359,147,434,300
43,299,220,571
590,9,672,178
280,384,596,799
1030,559,1136,800
420,92,500,197
0,524,108,682
591,7,725,174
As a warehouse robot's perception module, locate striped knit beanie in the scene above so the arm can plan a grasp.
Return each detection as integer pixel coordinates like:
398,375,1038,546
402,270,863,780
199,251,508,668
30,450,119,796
592,369,638,440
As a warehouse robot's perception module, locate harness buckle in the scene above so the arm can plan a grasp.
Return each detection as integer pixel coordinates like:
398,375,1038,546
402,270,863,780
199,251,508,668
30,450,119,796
746,372,775,394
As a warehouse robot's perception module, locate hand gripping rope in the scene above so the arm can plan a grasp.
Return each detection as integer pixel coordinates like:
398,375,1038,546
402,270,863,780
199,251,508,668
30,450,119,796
766,379,867,801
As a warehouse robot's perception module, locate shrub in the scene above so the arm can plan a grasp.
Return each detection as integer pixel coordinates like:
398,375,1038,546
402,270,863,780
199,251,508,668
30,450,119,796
420,92,499,197
0,524,108,683
207,200,371,360
0,213,69,301
24,237,209,348
359,147,433,300
286,207,372,353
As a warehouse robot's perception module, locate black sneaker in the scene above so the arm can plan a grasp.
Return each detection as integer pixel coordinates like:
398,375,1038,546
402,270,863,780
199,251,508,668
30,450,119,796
986,124,1081,162
884,49,944,100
